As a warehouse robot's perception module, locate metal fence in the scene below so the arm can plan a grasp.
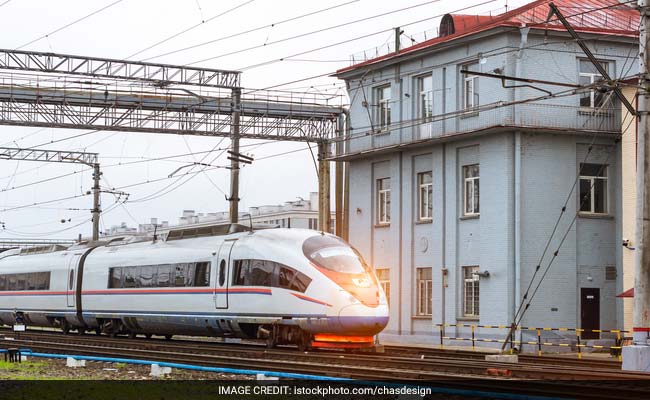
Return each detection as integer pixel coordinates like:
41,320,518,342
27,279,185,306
340,103,621,157
435,323,628,361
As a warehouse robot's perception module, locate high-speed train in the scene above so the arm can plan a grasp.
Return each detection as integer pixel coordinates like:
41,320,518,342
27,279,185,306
0,224,389,350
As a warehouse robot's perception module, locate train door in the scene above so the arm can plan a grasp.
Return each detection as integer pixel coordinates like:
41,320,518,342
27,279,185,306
66,254,81,308
215,239,236,309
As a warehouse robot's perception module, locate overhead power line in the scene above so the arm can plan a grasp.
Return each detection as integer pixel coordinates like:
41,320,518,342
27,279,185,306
141,0,361,62
187,0,448,66
16,0,125,50
125,0,257,59
253,0,638,90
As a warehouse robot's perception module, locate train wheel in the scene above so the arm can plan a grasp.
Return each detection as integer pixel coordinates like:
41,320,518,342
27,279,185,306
266,337,276,349
77,328,86,335
62,322,70,335
164,334,173,340
128,332,136,339
95,328,101,336
145,334,152,339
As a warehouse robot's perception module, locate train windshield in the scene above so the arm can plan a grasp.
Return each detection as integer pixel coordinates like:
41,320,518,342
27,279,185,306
302,235,369,274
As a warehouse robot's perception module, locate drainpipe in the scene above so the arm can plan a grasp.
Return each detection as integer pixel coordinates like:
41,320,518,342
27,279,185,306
442,142,447,332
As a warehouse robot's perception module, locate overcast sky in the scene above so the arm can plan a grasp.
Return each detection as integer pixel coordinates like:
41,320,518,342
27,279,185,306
0,0,531,240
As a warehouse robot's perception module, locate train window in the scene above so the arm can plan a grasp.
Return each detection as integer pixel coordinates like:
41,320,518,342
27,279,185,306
289,272,312,293
218,260,226,286
303,235,369,274
16,274,26,290
250,260,275,286
26,274,37,290
232,260,248,286
174,264,189,286
138,265,156,288
157,265,171,287
124,268,137,288
108,268,122,288
7,275,18,290
107,262,211,289
36,272,50,290
232,259,311,293
278,267,295,288
196,262,210,287
69,270,74,290
0,272,51,291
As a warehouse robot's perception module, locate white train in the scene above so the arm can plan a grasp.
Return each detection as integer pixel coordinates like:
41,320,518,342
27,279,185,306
0,224,389,350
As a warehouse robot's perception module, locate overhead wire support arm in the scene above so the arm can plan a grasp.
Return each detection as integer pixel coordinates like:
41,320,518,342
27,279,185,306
0,147,98,165
0,146,102,241
547,2,636,116
0,48,241,89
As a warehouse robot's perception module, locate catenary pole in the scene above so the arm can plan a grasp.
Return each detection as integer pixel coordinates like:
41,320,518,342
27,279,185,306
623,0,650,371
91,163,102,241
229,88,242,224
634,0,650,350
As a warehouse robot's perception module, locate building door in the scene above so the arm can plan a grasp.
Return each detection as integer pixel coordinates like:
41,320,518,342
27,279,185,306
580,288,600,340
215,239,236,309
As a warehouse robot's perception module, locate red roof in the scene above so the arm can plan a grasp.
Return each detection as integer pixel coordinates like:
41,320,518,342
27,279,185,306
617,287,634,298
337,0,639,75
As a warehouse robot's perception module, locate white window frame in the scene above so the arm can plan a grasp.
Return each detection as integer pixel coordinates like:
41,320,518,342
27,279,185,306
416,267,432,316
417,171,433,221
377,85,391,132
579,163,608,215
463,164,480,216
377,177,391,225
462,64,478,110
463,266,480,317
376,268,390,306
579,60,609,109
417,75,434,122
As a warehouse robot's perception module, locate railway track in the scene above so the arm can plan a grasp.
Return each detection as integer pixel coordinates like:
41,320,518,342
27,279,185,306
384,344,623,370
2,329,650,399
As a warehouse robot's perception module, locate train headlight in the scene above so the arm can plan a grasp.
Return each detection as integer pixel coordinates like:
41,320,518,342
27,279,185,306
352,278,371,288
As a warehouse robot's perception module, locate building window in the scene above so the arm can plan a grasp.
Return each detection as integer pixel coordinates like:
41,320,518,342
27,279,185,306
377,177,391,224
376,268,390,306
463,266,480,317
416,267,432,316
417,75,433,121
376,85,391,131
579,60,609,108
463,164,480,216
462,64,478,109
417,171,433,221
579,163,608,214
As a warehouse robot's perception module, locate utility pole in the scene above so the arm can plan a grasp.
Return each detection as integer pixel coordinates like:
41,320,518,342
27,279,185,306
229,88,242,224
318,141,331,232
335,114,344,238
623,0,650,371
91,163,101,241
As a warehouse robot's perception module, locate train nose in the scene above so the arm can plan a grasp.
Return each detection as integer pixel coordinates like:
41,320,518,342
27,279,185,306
337,304,389,335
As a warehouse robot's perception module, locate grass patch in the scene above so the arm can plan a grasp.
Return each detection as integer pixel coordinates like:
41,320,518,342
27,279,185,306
0,360,47,371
